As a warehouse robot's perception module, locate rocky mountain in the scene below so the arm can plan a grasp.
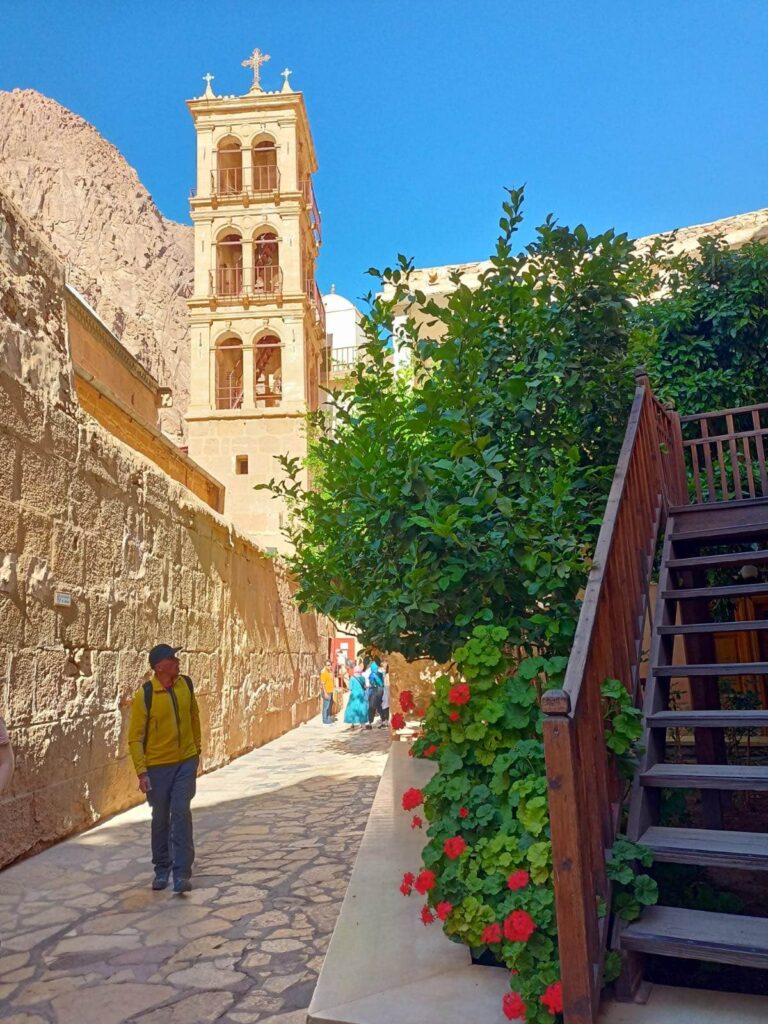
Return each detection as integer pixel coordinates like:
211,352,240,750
0,89,193,439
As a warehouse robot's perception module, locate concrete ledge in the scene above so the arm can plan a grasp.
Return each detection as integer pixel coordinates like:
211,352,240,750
308,743,510,1024
308,746,768,1024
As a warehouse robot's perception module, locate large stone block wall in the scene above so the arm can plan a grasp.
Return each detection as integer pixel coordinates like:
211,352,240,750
0,189,331,867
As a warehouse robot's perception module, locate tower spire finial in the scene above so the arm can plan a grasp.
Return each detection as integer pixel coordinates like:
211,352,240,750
281,67,293,92
242,47,271,93
202,72,215,98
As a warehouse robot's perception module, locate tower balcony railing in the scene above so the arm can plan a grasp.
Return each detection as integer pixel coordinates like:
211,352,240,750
328,345,360,377
212,168,243,196
252,164,280,193
301,178,322,244
215,374,243,410
212,267,243,297
305,275,326,332
254,377,282,407
209,266,283,301
252,265,283,300
210,165,281,197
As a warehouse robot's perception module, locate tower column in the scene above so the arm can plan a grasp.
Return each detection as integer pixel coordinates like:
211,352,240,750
242,145,252,196
242,342,255,409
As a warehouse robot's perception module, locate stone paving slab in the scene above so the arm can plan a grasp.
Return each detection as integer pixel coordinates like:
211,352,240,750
0,718,390,1023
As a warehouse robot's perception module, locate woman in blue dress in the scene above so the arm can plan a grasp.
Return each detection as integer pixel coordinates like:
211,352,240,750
344,661,369,729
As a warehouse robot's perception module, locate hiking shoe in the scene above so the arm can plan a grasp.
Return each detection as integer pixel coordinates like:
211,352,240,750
173,877,192,894
152,871,170,891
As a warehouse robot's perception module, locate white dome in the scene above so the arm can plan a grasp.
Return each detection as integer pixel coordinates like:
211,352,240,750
322,291,358,314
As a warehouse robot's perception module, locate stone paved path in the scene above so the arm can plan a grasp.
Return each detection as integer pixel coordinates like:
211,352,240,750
0,718,390,1024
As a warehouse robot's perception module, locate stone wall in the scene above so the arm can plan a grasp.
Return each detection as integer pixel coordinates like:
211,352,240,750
0,189,331,867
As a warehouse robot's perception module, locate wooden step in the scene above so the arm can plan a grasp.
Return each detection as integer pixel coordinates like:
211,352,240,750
648,710,768,729
641,763,768,790
658,619,768,635
667,549,768,571
653,662,768,677
662,582,768,600
670,522,768,544
621,905,768,969
638,826,768,870
670,497,768,516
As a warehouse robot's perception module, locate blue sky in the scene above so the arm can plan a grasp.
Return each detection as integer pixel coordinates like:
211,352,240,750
1,1,766,305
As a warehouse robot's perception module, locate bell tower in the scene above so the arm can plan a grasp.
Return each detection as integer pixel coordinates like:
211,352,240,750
185,51,324,551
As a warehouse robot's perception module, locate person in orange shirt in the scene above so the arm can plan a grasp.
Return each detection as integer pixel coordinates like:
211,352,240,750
320,660,335,724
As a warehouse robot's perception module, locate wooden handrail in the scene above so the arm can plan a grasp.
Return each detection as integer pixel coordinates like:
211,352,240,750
681,403,768,503
542,374,686,1024
680,400,768,422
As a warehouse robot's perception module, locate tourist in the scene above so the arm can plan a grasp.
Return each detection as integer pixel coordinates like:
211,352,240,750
128,644,202,894
0,714,14,795
320,659,335,725
335,652,350,691
380,660,391,727
344,662,369,730
366,658,385,730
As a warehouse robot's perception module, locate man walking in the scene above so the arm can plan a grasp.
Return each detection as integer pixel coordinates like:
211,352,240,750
366,658,385,730
128,644,201,894
320,659,335,724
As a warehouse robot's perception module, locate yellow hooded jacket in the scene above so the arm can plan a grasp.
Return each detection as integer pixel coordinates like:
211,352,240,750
128,675,201,775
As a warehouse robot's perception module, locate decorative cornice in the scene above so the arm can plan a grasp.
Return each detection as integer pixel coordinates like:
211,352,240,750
65,285,162,395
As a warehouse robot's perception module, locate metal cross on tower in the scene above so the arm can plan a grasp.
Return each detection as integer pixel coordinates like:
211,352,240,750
242,48,271,92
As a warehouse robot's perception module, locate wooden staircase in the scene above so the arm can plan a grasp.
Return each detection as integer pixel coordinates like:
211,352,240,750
623,498,768,975
542,383,768,1024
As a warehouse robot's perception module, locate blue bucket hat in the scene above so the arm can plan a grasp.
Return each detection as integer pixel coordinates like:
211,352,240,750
149,644,180,669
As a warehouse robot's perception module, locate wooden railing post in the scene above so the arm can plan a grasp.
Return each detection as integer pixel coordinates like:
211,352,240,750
542,379,671,1023
543,690,600,1024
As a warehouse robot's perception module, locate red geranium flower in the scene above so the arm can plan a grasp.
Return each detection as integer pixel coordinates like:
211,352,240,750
448,683,471,705
400,871,415,896
422,744,438,757
411,815,423,829
458,806,469,819
540,981,563,1016
414,869,436,894
502,991,527,1021
399,690,415,713
507,870,530,891
481,923,502,943
401,787,423,811
443,836,467,860
503,909,536,943
420,905,434,925
436,901,453,921
449,710,460,721
390,712,406,731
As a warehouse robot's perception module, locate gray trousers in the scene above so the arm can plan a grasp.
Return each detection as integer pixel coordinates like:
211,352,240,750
146,756,198,878
367,686,384,724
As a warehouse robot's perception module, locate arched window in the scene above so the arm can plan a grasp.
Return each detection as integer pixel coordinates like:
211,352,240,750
216,138,242,195
215,335,243,410
215,231,243,296
252,139,278,193
253,334,282,408
252,231,281,298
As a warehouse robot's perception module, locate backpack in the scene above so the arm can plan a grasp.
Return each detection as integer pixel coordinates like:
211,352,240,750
142,676,194,749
